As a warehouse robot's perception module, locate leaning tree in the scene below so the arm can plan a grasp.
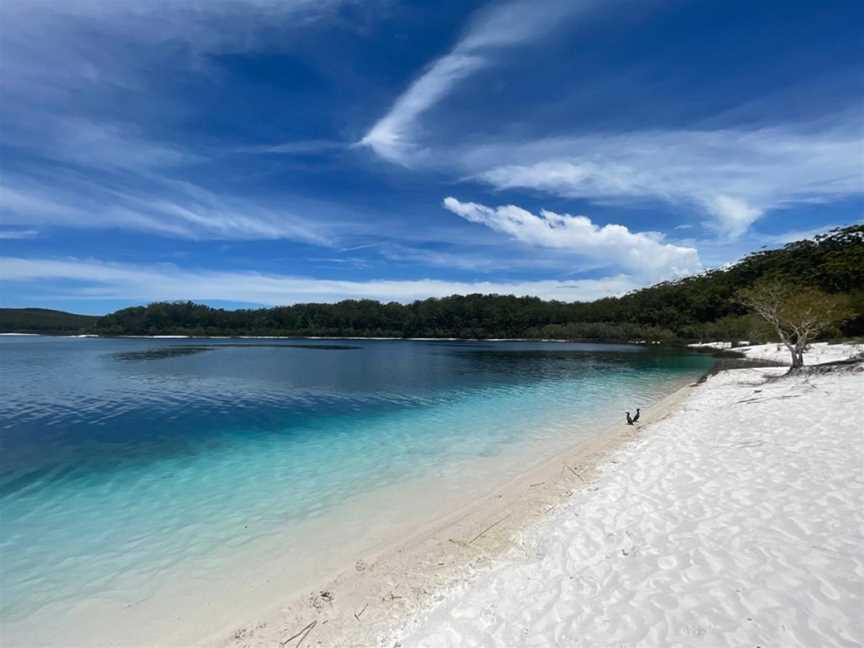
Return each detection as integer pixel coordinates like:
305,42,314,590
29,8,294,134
738,279,854,370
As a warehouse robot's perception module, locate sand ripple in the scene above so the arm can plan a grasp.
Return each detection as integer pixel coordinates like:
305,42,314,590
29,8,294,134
393,367,864,647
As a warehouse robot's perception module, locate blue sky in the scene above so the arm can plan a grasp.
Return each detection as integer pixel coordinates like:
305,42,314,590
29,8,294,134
1,0,862,314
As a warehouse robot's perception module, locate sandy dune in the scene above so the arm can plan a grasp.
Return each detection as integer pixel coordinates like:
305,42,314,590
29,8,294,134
387,359,864,646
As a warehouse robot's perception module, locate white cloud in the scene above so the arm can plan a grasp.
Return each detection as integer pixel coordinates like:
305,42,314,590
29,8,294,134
698,195,763,238
0,179,332,244
360,53,485,163
443,196,702,280
0,0,364,245
360,0,596,163
55,119,195,171
0,0,368,178
239,139,345,155
0,228,38,240
463,117,863,238
377,242,581,273
0,256,641,305
0,0,356,80
355,0,861,239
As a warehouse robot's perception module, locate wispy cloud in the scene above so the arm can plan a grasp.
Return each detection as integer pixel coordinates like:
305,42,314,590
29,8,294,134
237,139,346,155
0,256,641,305
377,242,578,273
467,117,863,238
0,228,38,240
756,221,862,246
360,54,484,163
0,176,333,244
443,197,702,279
0,1,373,244
38,119,195,171
355,0,862,239
0,0,359,88
360,0,598,163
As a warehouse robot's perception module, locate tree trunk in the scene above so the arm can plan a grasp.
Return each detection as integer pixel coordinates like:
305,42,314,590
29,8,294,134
787,341,806,371
781,340,804,371
791,350,804,369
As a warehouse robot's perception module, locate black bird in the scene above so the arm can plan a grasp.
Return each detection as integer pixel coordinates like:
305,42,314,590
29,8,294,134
632,408,641,424
625,411,634,425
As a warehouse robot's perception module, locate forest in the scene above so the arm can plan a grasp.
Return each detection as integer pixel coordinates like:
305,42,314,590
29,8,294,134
4,225,863,341
0,308,98,334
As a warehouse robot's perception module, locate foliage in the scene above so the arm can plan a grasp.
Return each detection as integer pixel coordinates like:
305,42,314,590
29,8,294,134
4,225,862,341
0,308,98,334
738,280,855,368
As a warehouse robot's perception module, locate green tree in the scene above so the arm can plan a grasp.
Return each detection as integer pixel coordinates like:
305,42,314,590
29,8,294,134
738,280,854,370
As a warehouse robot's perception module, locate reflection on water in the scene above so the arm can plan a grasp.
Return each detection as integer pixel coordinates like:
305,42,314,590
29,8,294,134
112,342,360,361
0,336,713,633
112,345,217,361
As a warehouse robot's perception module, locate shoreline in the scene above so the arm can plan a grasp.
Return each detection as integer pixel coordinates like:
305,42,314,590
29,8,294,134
0,332,640,344
210,376,703,648
387,345,863,647
7,343,858,646
214,343,862,648
1,342,712,648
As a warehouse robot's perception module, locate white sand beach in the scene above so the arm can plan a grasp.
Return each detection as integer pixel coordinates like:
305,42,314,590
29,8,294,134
222,343,863,648
734,341,862,366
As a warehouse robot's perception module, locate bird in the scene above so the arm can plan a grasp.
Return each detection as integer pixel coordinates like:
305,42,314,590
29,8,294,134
632,408,641,424
625,411,634,425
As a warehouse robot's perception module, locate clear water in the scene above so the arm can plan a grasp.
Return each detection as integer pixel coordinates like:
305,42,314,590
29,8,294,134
0,336,713,643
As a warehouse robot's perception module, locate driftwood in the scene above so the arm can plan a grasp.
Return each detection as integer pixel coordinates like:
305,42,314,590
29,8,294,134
280,620,316,647
469,514,511,545
353,603,368,621
568,466,586,482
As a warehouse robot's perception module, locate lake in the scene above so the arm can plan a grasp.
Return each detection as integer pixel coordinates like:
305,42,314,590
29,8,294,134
0,336,714,645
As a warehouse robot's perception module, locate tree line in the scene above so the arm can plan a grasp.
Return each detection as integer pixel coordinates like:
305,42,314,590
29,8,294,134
62,225,864,341
0,308,98,334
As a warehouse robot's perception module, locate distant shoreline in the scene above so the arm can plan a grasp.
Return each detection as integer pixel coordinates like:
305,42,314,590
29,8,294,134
0,332,632,343
0,332,714,346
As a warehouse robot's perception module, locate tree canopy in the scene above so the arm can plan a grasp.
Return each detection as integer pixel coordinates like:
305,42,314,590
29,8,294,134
4,225,862,341
739,280,855,368
0,308,98,334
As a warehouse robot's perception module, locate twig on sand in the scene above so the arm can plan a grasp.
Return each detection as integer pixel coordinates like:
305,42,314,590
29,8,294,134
568,466,586,482
354,603,368,621
280,620,316,647
529,481,545,488
296,622,316,648
469,514,511,545
737,393,804,404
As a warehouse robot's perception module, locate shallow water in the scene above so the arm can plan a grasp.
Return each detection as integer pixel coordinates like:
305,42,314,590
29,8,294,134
0,337,713,644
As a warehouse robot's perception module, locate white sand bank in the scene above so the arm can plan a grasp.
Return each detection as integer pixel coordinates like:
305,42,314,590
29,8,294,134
735,341,862,366
384,359,864,647
688,340,863,365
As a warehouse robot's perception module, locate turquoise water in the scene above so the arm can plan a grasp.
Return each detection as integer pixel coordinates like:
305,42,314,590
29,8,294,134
0,337,713,642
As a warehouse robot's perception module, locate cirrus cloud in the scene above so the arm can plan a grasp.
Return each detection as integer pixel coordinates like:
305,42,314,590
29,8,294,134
360,0,600,163
470,120,863,238
0,256,642,306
